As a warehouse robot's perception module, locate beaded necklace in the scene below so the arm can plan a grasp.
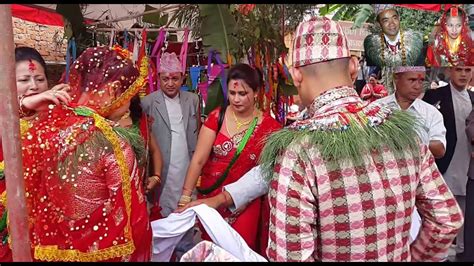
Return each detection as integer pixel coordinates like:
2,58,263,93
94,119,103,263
380,29,407,66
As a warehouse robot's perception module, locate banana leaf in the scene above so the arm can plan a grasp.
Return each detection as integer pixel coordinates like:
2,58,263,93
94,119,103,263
143,4,169,41
319,4,343,16
56,4,93,54
198,4,238,63
143,4,169,26
353,4,374,29
203,69,228,115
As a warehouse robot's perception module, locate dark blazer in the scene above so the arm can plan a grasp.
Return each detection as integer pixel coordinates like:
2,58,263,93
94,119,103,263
466,109,474,179
422,84,474,173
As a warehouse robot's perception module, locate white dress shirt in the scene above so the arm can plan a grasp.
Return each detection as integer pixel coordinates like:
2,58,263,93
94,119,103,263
161,93,191,216
375,94,447,148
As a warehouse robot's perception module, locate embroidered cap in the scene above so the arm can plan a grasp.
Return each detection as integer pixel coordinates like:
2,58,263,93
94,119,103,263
373,4,396,16
393,66,426,73
159,52,183,73
292,17,351,68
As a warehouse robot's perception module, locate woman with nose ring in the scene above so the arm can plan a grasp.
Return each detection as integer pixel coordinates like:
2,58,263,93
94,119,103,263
426,6,473,67
177,63,281,255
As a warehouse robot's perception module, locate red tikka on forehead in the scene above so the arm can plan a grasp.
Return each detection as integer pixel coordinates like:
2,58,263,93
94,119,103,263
450,7,458,17
417,73,424,79
232,80,239,90
28,59,36,72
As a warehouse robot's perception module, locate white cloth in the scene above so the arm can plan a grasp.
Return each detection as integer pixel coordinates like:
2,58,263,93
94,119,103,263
162,93,190,216
444,85,472,196
376,94,447,147
151,204,267,262
180,241,241,262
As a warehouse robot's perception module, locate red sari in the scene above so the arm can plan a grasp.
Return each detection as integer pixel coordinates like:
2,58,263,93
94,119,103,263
0,142,12,262
22,106,151,262
197,107,281,255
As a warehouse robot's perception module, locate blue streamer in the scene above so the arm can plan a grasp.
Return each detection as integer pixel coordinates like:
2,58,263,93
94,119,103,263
123,30,129,49
65,38,76,83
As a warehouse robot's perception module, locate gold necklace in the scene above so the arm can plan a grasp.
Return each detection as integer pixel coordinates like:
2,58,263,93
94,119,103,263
380,29,407,66
446,34,461,54
232,110,253,130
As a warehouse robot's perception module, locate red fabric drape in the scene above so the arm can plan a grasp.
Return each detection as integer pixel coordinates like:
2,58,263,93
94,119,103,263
11,4,64,27
395,4,453,12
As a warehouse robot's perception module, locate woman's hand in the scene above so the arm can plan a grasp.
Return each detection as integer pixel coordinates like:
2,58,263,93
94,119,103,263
145,175,161,194
174,193,226,213
22,84,71,111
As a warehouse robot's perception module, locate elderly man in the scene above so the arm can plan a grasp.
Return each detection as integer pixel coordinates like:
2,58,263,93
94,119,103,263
376,66,446,158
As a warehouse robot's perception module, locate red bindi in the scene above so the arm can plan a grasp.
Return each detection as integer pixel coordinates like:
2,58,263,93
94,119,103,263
233,81,239,89
417,74,423,79
28,59,36,72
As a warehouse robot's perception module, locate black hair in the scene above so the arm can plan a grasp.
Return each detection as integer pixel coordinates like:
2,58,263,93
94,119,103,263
227,63,263,92
15,46,48,79
129,94,142,125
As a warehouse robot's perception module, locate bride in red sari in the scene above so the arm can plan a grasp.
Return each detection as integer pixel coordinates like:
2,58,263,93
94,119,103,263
178,63,281,255
21,45,151,262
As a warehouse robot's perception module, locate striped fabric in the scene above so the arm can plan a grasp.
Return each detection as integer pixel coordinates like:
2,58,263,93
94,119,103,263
267,95,463,262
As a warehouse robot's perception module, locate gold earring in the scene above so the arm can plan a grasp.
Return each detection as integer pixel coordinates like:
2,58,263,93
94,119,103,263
121,110,130,120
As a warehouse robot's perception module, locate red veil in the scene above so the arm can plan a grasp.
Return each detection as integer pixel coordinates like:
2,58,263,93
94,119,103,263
427,6,472,66
21,46,151,261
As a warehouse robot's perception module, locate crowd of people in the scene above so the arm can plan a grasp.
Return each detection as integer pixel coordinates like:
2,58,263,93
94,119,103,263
0,3,473,263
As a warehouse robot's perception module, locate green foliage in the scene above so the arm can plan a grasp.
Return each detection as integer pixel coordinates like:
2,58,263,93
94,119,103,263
198,4,239,63
56,4,93,55
397,7,440,39
259,109,420,181
142,5,169,26
353,4,374,28
203,73,226,115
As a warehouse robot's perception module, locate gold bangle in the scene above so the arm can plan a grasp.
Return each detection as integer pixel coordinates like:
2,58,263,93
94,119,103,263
18,94,35,118
150,175,161,183
179,195,192,204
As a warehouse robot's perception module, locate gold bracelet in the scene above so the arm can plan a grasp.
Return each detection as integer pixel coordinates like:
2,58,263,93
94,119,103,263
150,175,161,183
18,94,35,118
179,195,192,204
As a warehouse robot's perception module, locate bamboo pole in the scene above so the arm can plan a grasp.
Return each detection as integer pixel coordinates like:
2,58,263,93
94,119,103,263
0,5,32,262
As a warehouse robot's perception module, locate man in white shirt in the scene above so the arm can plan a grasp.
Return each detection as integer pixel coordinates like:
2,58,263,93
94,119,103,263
376,66,446,158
